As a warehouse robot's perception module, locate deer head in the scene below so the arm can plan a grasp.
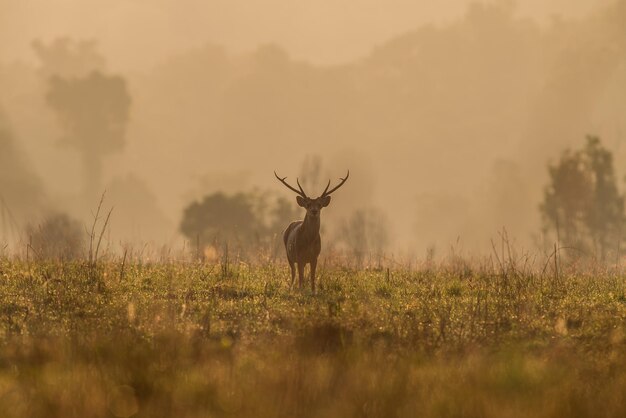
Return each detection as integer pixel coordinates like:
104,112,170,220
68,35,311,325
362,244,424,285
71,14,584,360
274,170,349,219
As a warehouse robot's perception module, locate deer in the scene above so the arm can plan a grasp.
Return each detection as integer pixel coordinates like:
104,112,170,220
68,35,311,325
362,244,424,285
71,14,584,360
274,170,349,292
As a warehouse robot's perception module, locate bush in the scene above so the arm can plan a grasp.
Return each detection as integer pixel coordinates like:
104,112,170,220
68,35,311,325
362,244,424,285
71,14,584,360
26,213,85,260
180,191,300,259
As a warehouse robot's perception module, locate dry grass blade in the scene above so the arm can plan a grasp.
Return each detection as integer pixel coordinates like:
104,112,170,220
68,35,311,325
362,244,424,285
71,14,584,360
88,191,106,265
94,206,113,265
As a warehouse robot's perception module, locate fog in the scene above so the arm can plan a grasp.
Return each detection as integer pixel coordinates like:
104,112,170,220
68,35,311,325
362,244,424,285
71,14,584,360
1,0,625,258
0,0,616,68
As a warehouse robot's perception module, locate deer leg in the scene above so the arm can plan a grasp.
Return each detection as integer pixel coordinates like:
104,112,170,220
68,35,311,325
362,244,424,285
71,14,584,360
289,262,296,288
310,259,317,293
297,262,305,289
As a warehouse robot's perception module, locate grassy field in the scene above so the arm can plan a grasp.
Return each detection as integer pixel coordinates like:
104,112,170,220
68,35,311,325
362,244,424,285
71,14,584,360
0,255,625,417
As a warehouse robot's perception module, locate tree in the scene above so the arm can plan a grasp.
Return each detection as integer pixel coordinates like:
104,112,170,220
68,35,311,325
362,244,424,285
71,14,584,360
32,38,106,78
180,190,300,258
540,136,625,259
180,192,266,252
46,71,131,196
26,213,84,260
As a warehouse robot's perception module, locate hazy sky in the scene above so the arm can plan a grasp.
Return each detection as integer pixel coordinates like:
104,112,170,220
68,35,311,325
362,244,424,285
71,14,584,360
1,0,623,252
0,0,613,69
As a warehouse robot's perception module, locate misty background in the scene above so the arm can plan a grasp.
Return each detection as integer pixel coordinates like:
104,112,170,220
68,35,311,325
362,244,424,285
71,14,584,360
1,0,625,259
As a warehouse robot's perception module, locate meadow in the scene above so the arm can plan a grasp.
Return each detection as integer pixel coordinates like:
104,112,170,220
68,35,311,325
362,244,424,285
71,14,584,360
0,252,625,418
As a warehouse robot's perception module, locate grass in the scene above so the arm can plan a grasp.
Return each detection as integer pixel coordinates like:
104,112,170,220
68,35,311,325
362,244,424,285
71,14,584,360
0,255,625,417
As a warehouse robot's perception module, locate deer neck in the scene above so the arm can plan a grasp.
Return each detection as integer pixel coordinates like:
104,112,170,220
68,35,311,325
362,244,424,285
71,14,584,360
301,213,321,240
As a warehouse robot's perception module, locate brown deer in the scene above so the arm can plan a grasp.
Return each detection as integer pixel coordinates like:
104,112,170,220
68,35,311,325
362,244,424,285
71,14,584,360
274,170,349,292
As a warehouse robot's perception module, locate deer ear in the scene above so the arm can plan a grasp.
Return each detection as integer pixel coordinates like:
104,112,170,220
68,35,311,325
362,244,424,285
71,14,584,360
296,196,307,207
320,195,331,207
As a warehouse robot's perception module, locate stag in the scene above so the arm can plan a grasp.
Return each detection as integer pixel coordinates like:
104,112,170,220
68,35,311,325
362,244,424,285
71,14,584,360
274,170,349,292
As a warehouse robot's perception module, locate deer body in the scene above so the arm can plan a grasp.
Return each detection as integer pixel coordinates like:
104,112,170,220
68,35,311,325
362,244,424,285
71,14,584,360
275,170,349,292
283,216,321,289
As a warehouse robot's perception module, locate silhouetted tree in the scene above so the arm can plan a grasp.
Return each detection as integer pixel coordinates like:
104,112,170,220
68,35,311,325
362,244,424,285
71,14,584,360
180,190,300,258
26,213,84,260
33,38,106,78
540,136,625,259
180,192,265,251
46,71,131,196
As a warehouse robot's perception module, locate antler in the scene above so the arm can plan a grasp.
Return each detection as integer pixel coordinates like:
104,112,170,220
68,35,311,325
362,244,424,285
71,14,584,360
274,171,308,198
321,170,350,197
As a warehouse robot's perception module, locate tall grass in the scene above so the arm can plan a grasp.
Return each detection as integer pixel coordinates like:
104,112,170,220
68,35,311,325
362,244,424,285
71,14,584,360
0,253,624,417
